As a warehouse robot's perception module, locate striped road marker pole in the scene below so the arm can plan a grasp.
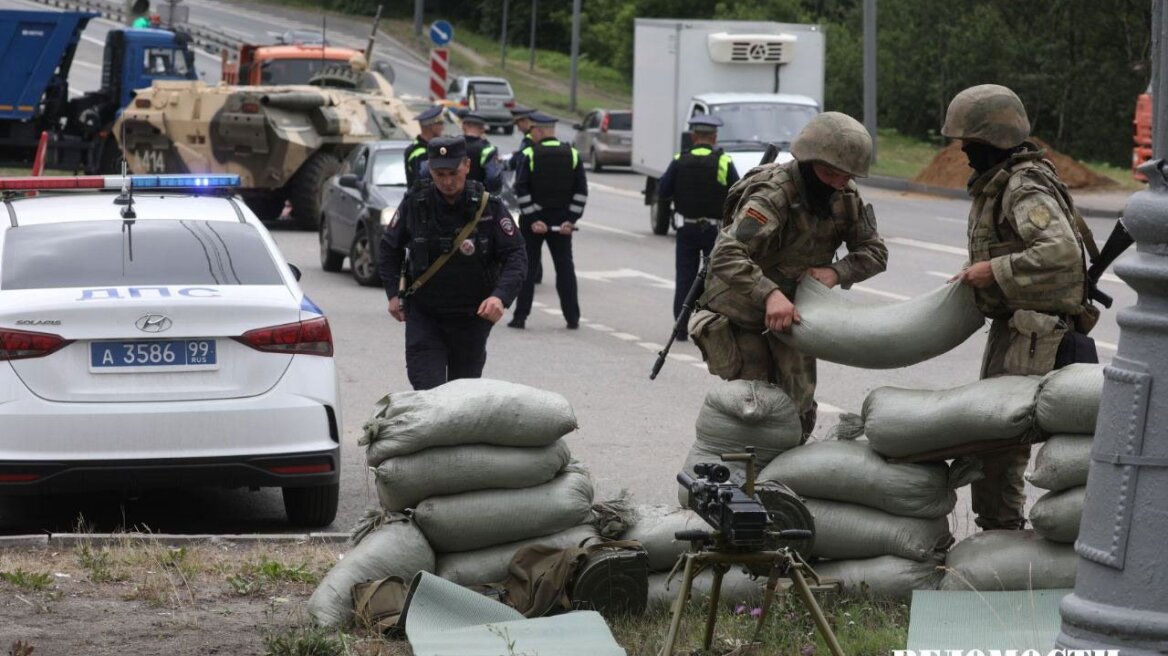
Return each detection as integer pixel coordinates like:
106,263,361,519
429,48,449,101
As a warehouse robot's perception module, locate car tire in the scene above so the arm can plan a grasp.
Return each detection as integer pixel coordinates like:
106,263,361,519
650,198,671,236
591,148,604,173
282,483,339,527
288,152,343,231
350,224,381,287
320,219,344,272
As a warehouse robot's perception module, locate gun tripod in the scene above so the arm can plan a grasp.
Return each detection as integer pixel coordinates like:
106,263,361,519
657,547,846,656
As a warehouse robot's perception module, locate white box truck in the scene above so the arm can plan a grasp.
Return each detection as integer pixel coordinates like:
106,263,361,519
632,18,826,234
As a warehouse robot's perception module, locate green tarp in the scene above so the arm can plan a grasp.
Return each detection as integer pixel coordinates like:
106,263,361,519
906,589,1072,652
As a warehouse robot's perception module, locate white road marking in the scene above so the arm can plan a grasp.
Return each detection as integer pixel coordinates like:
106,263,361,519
72,60,101,71
932,216,968,225
638,342,664,351
1097,340,1117,351
577,268,674,290
589,181,643,201
540,308,563,316
926,270,954,279
668,353,699,362
585,323,615,332
1101,273,1123,284
851,285,910,301
819,402,845,414
611,332,640,341
578,222,644,238
886,237,967,256
691,362,708,370
532,301,547,308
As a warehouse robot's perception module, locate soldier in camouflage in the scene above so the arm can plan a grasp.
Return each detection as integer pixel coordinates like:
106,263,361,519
690,112,888,439
943,84,1090,530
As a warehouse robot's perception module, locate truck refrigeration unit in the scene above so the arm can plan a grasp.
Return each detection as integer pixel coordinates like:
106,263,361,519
632,19,825,235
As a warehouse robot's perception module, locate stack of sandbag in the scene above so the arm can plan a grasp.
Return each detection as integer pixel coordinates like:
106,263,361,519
361,378,599,588
759,441,966,599
1026,364,1104,543
678,380,804,504
939,530,1077,591
830,376,1043,459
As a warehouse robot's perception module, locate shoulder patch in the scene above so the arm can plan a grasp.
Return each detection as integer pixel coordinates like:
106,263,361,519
499,214,517,237
1027,203,1052,229
744,207,770,226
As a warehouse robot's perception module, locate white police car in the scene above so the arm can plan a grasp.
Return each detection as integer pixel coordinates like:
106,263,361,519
0,175,341,527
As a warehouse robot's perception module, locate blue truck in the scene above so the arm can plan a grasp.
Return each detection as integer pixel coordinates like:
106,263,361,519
0,9,197,172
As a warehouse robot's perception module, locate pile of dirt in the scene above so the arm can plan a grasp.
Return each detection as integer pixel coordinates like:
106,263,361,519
913,138,1117,190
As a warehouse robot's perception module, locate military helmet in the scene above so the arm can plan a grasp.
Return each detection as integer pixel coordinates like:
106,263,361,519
791,111,872,178
942,84,1029,149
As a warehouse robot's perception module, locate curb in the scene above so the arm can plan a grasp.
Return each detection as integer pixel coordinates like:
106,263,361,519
861,175,1127,219
0,533,351,548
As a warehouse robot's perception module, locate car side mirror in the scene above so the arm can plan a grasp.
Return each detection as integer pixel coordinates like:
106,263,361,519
288,263,302,281
338,174,360,189
572,123,583,131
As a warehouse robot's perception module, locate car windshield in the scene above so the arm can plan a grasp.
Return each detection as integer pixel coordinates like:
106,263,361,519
260,58,339,85
708,102,818,147
371,150,408,187
607,112,632,130
1,220,284,289
142,47,192,77
469,81,511,97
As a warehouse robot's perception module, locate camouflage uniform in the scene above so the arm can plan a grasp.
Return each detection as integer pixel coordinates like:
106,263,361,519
691,113,888,437
944,84,1088,530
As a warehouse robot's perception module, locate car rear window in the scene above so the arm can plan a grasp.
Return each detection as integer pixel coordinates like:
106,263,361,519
607,112,632,130
1,220,285,290
469,81,512,97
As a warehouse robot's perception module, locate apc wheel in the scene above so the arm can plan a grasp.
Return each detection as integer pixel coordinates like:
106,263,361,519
350,225,381,287
289,152,343,231
650,198,671,236
319,219,344,272
590,148,604,173
282,483,339,528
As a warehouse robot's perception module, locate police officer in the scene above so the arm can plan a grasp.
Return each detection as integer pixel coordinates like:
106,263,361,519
691,112,888,440
508,106,536,170
405,106,446,188
457,111,504,193
656,115,740,341
378,136,527,390
508,112,587,329
943,84,1092,531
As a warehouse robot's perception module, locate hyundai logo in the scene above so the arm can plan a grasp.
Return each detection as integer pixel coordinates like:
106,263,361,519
135,314,172,333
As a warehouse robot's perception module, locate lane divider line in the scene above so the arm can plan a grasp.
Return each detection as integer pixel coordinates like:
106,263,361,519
886,236,967,256
851,285,911,301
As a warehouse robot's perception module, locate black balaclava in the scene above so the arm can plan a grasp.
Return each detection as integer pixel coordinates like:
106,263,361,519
962,141,1014,176
798,161,836,218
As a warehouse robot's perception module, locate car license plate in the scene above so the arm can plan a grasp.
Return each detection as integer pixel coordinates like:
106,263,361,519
479,97,502,108
619,137,631,145
90,339,218,372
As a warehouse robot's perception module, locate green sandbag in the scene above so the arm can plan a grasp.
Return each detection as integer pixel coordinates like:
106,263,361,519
1029,486,1086,544
812,556,944,601
940,530,1077,591
1027,434,1093,492
804,499,951,563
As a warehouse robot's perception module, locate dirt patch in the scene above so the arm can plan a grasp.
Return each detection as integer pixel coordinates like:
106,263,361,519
913,138,1117,190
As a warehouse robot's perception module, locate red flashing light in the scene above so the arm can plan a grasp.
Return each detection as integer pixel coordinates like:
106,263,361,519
0,176,104,191
235,317,333,356
0,328,72,360
268,463,333,475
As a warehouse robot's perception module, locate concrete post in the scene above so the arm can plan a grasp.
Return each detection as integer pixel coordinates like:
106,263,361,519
1055,2,1168,653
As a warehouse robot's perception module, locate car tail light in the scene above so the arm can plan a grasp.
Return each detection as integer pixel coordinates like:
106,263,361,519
504,100,515,108
459,98,469,106
268,462,333,475
235,317,333,356
0,328,72,361
600,114,610,133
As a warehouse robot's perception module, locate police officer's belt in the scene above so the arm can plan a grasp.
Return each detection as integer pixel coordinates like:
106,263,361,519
403,192,491,298
681,217,716,227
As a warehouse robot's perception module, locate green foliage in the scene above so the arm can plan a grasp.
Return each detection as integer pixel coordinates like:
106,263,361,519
259,623,353,656
0,569,54,592
228,558,319,596
76,543,123,583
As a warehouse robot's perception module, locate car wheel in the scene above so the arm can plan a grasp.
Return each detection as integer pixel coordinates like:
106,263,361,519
350,225,381,287
591,148,604,173
320,219,345,272
650,198,671,236
282,483,339,527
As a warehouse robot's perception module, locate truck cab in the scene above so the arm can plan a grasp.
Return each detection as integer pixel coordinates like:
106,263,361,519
221,43,361,86
686,92,819,177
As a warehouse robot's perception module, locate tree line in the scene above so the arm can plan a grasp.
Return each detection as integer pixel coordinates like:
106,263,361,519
326,0,1152,166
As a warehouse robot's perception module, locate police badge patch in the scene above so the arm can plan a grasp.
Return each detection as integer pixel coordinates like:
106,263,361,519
459,239,476,255
499,215,516,237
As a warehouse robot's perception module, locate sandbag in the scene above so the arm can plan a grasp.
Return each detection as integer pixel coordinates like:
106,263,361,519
1027,434,1093,492
812,556,944,601
413,467,594,553
940,530,1077,591
759,441,982,519
775,277,985,369
622,506,706,572
375,441,572,511
1036,364,1104,435
679,380,803,501
361,378,578,465
1029,486,1086,544
804,499,952,563
832,376,1041,458
647,569,762,611
307,516,435,628
435,525,599,587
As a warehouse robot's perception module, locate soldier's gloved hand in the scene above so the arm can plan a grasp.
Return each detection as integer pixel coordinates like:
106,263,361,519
806,267,840,288
764,290,801,333
388,297,406,322
532,221,549,235
477,296,505,323
950,261,995,288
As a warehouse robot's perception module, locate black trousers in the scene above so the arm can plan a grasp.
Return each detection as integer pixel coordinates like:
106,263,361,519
514,228,580,324
404,303,494,390
674,223,717,319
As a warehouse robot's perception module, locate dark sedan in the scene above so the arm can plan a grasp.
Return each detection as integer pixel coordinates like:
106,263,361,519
319,141,410,286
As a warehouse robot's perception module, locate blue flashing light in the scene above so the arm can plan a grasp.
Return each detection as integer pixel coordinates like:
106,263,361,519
127,175,240,189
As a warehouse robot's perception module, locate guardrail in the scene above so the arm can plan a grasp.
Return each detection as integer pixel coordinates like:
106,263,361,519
31,0,242,54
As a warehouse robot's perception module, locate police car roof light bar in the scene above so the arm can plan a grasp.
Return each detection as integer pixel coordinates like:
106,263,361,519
0,175,241,191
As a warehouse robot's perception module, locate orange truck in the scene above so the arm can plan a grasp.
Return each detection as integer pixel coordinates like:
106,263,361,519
1133,87,1152,181
220,43,362,86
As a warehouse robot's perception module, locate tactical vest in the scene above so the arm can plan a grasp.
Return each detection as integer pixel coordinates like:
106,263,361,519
465,137,496,184
967,150,1087,318
405,137,428,185
673,147,728,219
527,140,575,209
407,180,496,312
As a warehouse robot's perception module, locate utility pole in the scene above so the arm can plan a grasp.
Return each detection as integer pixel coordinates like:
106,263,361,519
529,0,537,72
500,0,510,69
863,0,877,162
1055,0,1168,652
413,0,423,38
569,0,581,112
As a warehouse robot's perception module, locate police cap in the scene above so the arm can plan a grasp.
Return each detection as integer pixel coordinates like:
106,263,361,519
510,105,536,117
687,115,723,134
460,111,488,126
528,112,558,127
414,105,445,127
427,136,468,170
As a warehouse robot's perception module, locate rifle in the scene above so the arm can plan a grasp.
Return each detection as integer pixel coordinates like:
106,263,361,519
650,253,709,380
1085,218,1134,309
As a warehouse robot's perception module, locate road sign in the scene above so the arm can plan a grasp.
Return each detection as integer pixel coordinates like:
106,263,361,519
430,48,449,100
429,20,453,46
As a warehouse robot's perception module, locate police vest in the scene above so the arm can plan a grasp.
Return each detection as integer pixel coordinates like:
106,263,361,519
405,138,428,184
407,180,496,312
465,138,497,184
672,146,730,219
526,140,576,209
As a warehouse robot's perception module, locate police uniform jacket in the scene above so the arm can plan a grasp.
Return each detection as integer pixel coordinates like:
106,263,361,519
657,145,740,220
514,138,588,227
378,180,527,315
404,136,429,188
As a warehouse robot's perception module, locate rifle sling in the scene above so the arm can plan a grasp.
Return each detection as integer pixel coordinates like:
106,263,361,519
404,191,490,297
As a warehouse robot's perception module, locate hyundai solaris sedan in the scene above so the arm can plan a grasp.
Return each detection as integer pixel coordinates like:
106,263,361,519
0,175,341,527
